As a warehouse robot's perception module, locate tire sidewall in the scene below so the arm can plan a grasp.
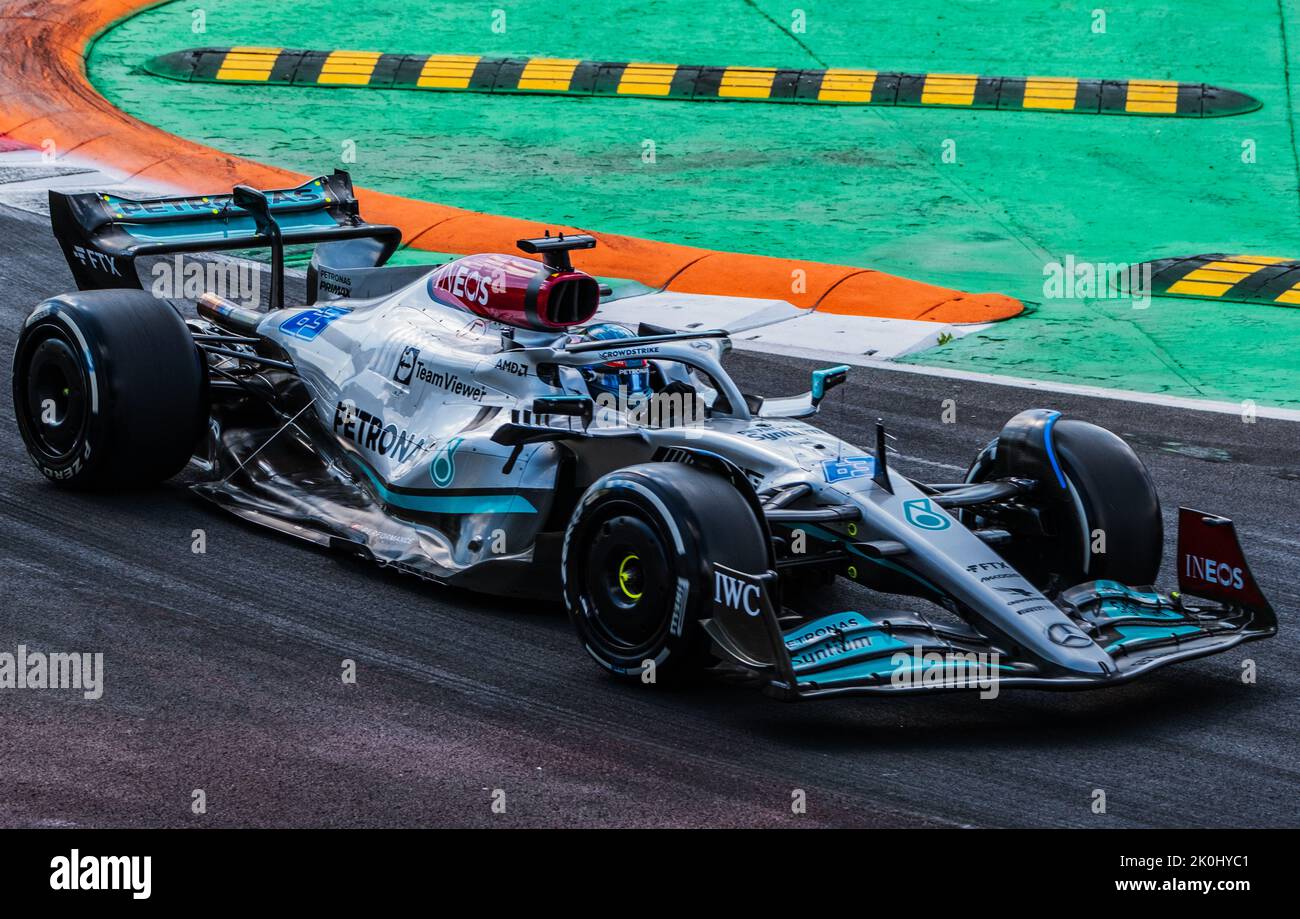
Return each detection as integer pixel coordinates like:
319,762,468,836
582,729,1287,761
965,420,1162,588
12,293,207,488
1053,420,1163,585
562,464,767,680
13,304,114,484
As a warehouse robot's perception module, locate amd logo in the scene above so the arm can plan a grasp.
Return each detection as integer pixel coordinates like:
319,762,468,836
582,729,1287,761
714,570,762,617
1186,554,1244,590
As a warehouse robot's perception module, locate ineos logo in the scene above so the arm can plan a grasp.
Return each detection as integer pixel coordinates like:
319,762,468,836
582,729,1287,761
714,571,762,616
1185,554,1244,590
434,264,492,306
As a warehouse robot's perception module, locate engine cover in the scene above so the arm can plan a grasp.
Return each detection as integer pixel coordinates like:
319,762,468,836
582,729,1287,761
427,253,600,331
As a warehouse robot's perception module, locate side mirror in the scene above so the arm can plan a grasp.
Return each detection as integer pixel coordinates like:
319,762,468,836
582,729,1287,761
533,395,594,428
232,184,271,225
231,184,283,312
810,365,849,406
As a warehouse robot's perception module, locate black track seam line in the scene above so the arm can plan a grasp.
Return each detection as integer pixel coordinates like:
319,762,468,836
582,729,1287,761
1278,0,1300,224
123,157,170,182
402,212,470,250
656,251,715,292
58,132,112,157
810,268,875,312
740,0,827,69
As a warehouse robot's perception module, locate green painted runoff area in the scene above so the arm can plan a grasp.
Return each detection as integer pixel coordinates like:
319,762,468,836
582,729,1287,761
89,0,1300,405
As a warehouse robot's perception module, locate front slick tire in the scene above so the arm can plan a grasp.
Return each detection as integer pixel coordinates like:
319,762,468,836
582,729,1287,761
12,291,207,488
562,462,769,684
966,417,1162,589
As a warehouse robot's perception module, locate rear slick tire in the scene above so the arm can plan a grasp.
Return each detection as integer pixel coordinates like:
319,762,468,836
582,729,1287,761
12,291,207,488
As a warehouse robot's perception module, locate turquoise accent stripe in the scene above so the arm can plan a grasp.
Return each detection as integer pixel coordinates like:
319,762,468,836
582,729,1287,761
806,654,1015,687
1105,624,1200,650
783,611,895,650
122,209,336,243
353,456,537,515
783,611,910,672
1096,599,1185,621
103,181,326,220
1091,580,1165,605
783,610,1015,686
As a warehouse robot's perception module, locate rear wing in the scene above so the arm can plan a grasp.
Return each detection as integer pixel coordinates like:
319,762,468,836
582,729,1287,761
49,169,402,291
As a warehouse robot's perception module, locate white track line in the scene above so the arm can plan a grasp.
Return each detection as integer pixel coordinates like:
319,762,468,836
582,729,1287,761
733,340,1300,422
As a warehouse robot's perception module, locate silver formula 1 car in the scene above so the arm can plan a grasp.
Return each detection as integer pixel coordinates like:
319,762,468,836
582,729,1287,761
13,172,1277,699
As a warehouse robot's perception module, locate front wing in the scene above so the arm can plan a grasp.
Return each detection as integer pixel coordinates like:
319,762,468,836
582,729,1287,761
703,509,1277,700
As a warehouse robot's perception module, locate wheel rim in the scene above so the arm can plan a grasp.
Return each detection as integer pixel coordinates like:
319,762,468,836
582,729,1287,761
21,332,89,462
617,553,645,600
582,508,673,656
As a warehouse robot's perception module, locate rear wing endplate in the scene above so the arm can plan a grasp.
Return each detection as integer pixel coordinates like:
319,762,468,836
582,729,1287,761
49,169,401,291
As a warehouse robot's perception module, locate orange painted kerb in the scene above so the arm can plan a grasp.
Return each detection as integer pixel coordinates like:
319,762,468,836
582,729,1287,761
0,0,1022,323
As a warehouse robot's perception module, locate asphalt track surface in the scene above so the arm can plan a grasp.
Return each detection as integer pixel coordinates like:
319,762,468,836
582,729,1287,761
1,204,1298,828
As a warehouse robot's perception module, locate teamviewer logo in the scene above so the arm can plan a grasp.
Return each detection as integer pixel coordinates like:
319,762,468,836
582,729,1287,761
394,346,419,385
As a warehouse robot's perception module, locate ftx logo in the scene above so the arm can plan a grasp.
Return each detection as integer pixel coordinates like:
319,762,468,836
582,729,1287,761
71,245,121,277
